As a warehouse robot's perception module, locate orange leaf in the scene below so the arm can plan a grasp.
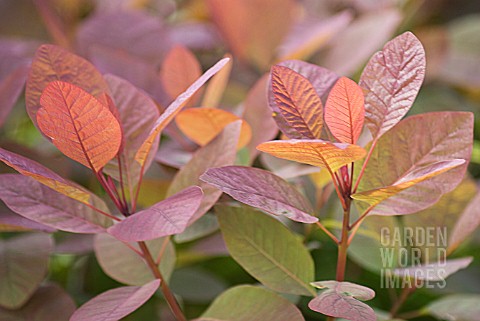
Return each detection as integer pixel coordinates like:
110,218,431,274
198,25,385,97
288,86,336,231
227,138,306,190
325,77,364,144
160,45,202,105
352,159,464,207
201,53,233,108
37,81,122,173
134,58,230,168
271,65,323,139
257,140,366,173
176,108,251,149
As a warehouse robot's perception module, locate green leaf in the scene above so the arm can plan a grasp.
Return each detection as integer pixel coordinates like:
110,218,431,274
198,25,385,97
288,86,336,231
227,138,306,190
199,285,305,321
425,294,480,321
216,205,316,296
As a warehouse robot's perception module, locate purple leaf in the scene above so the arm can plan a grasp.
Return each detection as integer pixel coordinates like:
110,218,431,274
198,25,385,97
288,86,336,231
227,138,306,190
243,74,278,164
449,192,480,252
0,174,112,233
95,234,175,286
70,279,160,321
359,31,426,139
358,112,473,215
0,206,56,233
308,281,376,321
392,257,473,281
108,186,203,242
77,10,172,64
55,234,95,255
0,65,28,128
201,166,317,223
0,233,53,309
268,60,338,139
102,75,160,192
323,9,402,76
167,122,240,224
0,284,75,321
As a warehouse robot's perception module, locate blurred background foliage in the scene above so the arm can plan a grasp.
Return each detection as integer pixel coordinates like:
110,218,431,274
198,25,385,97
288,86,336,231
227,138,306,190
1,0,480,320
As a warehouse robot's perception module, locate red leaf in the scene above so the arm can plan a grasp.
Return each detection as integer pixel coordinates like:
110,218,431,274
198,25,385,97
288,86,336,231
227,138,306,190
108,186,203,242
201,166,316,223
25,44,109,130
271,65,323,139
325,77,364,144
70,279,160,321
37,81,122,172
359,31,426,139
0,174,112,233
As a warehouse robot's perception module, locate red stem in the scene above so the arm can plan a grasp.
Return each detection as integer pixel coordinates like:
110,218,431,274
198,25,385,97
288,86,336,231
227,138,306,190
352,139,378,193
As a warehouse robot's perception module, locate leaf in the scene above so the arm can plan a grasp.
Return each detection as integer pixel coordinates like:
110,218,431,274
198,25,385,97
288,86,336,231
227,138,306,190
324,77,365,144
176,108,251,149
257,140,366,173
0,206,56,233
102,75,160,191
270,65,323,139
135,57,230,168
0,233,53,309
359,31,426,139
392,257,473,281
243,74,278,163
201,166,316,223
425,294,480,321
174,213,219,243
323,9,402,76
108,186,203,242
356,112,473,215
201,53,233,108
25,44,109,129
168,121,241,223
0,65,28,128
0,174,112,233
0,284,75,321
217,205,316,296
37,81,122,172
95,233,175,286
207,0,295,69
277,10,352,61
170,267,227,303
70,279,160,321
160,45,202,104
308,281,376,321
200,285,305,321
449,191,480,252
352,159,465,208
268,60,338,139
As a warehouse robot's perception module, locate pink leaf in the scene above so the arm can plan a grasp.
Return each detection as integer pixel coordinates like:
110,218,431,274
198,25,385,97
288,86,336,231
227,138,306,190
308,281,376,321
0,65,28,128
108,187,203,242
359,31,426,139
70,279,160,321
0,174,112,233
449,192,480,252
392,257,473,281
201,166,317,223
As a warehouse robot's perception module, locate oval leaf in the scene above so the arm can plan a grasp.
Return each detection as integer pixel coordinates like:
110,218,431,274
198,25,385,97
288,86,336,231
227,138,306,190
310,281,375,301
352,159,465,208
258,140,366,173
271,65,323,139
201,166,317,223
176,107,251,149
449,191,480,252
95,234,175,286
426,294,480,321
392,257,473,281
324,77,365,144
70,279,160,321
0,174,112,233
359,31,426,139
0,233,53,309
217,205,316,296
357,112,473,215
25,44,109,129
200,285,305,321
168,121,241,224
37,81,122,172
108,186,203,242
